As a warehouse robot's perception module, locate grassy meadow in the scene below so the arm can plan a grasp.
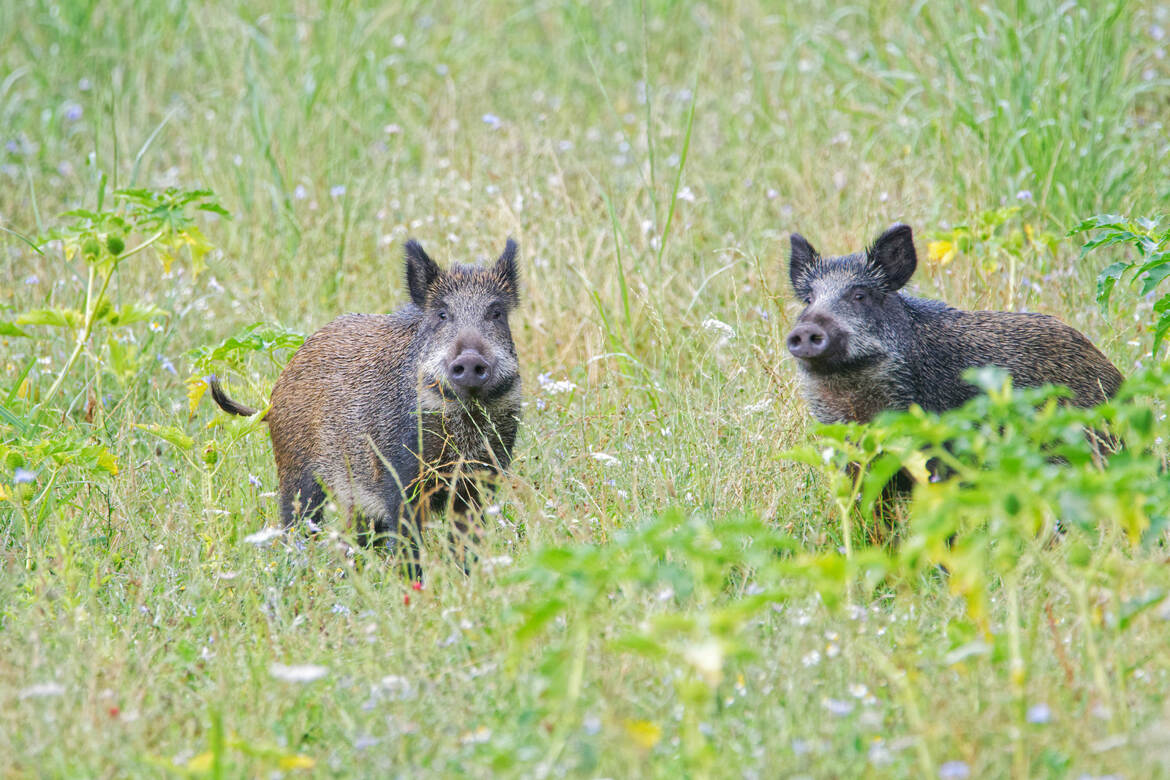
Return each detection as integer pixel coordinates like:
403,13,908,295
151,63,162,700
2,0,1170,776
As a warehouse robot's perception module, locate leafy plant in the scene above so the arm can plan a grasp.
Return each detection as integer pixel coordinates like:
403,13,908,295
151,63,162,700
509,509,794,773
1,185,228,550
1069,214,1170,354
783,364,1169,729
925,206,1061,302
186,322,305,414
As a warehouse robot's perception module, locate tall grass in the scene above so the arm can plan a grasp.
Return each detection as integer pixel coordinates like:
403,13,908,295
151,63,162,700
1,0,1169,776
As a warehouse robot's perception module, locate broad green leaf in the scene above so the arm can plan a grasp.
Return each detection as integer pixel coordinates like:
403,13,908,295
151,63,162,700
859,452,905,516
1095,261,1128,306
16,307,83,329
512,598,566,644
610,634,669,659
1138,260,1170,296
106,302,168,327
0,321,30,338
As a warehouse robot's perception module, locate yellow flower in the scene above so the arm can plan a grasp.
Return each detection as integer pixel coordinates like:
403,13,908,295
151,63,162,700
624,719,662,750
927,240,956,267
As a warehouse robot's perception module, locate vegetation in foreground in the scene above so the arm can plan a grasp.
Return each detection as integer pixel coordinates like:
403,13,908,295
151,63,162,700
2,1,1169,776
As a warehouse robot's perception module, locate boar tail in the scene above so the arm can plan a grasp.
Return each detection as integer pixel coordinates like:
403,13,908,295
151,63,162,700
208,375,265,419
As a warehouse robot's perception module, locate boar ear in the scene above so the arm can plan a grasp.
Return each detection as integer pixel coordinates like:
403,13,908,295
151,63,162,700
493,238,520,303
404,239,441,306
868,224,916,291
789,233,818,298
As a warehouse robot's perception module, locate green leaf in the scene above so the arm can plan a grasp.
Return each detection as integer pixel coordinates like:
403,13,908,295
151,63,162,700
189,322,306,370
105,302,169,327
135,423,196,451
198,202,232,218
93,446,119,475
0,321,30,338
512,599,566,644
5,358,35,405
1095,261,1129,306
777,446,828,468
859,452,905,517
1119,590,1167,632
610,634,669,659
0,402,29,435
16,307,84,329
1137,256,1170,296
1152,311,1170,356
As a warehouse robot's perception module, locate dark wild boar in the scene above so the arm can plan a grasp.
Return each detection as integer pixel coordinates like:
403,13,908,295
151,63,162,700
210,238,523,577
786,223,1122,425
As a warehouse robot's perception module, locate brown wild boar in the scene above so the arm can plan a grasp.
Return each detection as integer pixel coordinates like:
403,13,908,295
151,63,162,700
210,239,523,578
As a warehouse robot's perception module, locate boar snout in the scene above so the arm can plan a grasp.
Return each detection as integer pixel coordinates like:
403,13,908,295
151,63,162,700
787,322,830,359
448,349,493,389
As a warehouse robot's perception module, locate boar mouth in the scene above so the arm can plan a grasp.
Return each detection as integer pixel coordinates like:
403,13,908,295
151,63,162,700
423,374,519,405
795,350,886,376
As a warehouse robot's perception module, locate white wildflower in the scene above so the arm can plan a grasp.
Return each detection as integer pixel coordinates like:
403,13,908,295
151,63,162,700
481,555,513,572
701,317,736,342
380,675,415,700
244,527,283,545
270,663,328,683
537,372,576,395
683,639,724,687
20,683,65,698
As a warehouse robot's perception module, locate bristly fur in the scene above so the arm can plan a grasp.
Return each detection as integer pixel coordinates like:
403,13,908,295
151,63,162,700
793,254,889,300
787,224,1123,424
208,238,524,579
405,240,441,307
422,238,520,310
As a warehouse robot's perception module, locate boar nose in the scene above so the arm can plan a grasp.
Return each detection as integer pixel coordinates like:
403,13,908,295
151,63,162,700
787,323,829,359
448,349,492,389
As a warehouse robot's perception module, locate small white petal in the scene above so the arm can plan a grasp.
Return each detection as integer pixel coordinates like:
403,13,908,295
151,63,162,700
244,527,283,545
270,663,328,683
591,452,621,467
20,683,65,698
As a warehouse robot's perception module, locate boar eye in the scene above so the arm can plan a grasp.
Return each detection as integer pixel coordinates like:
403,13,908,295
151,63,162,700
853,290,868,302
487,307,502,321
437,310,448,321
802,295,812,305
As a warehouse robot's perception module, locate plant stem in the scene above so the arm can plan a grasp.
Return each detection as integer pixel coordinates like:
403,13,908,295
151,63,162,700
36,230,165,411
869,646,935,778
1007,576,1028,779
537,615,589,776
